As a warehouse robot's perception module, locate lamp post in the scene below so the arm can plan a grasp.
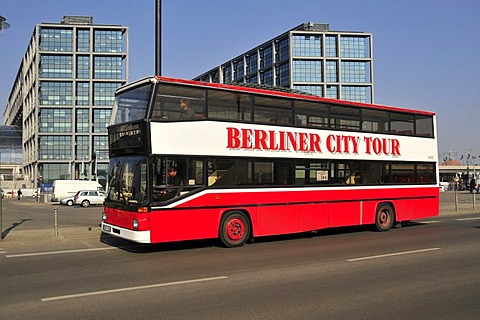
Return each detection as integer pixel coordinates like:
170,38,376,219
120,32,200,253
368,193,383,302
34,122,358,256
0,16,9,239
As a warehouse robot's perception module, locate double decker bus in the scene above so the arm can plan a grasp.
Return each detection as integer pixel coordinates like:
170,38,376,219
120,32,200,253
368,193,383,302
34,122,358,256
101,76,439,247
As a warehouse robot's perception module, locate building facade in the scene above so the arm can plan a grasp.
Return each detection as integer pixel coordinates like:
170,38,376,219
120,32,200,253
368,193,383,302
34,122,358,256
194,22,374,103
3,16,129,188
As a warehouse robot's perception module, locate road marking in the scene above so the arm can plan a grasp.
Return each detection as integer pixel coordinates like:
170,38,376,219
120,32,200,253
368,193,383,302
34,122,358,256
347,247,441,262
6,247,117,258
455,217,480,221
421,220,442,223
42,276,229,302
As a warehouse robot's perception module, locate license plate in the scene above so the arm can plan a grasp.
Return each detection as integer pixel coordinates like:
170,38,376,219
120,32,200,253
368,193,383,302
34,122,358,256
102,225,111,232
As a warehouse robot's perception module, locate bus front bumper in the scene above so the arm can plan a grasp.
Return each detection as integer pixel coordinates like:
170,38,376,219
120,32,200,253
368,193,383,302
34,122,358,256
101,222,151,243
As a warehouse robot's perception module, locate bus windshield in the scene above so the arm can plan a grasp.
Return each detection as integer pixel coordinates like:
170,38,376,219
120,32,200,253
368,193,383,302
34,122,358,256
112,83,153,124
107,156,148,206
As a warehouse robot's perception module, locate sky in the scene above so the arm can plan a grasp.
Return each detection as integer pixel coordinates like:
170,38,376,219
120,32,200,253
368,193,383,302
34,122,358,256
0,0,479,162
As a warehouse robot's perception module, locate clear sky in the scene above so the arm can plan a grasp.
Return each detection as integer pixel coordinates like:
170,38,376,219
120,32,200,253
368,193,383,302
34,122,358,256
1,0,479,161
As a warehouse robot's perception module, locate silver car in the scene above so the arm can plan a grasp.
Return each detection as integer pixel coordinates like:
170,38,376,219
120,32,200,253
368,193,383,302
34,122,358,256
74,190,106,207
60,196,75,206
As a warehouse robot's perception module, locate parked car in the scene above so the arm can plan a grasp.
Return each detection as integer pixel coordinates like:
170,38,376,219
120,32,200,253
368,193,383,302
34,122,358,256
74,190,106,207
60,196,75,206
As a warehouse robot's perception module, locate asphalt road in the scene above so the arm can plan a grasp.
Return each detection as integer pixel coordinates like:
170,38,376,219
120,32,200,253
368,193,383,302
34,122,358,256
0,192,479,319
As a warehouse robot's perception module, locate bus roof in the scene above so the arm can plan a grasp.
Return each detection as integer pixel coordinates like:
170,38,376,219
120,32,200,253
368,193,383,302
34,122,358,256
117,76,436,117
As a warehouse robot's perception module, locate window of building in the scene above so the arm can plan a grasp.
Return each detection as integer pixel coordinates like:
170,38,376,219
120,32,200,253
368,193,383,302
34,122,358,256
246,53,258,76
275,38,290,62
326,85,338,99
94,30,123,53
233,60,244,82
40,55,73,78
276,63,290,87
76,109,90,133
76,56,90,79
39,82,73,105
93,56,124,79
342,86,369,103
76,82,90,106
42,163,72,181
260,47,273,69
293,60,322,82
93,136,109,160
75,136,89,161
325,36,337,57
93,82,121,106
341,61,369,83
292,35,321,57
340,36,370,58
326,61,338,82
39,136,72,160
223,65,232,83
293,85,323,97
39,28,73,52
93,109,112,133
77,29,90,52
260,69,273,85
39,109,72,133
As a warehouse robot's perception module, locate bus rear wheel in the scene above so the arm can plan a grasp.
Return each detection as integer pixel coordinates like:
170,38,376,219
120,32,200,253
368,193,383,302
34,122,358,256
375,203,395,232
219,211,250,248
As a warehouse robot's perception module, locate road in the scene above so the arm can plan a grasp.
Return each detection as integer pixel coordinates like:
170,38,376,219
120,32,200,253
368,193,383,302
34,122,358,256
0,193,479,319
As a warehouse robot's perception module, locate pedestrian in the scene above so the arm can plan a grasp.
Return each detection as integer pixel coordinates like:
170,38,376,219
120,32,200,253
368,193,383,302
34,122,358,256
17,188,22,201
469,177,478,194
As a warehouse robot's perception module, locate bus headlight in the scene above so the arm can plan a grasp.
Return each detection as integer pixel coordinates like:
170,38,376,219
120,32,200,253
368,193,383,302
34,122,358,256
132,219,139,229
102,212,107,221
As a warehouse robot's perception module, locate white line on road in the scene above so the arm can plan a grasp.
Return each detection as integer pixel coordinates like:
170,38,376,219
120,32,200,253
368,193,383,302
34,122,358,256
42,276,229,302
455,217,480,221
6,247,117,258
347,247,441,262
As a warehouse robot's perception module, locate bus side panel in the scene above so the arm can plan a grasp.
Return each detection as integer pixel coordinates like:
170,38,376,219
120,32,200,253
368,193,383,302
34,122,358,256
414,196,440,220
255,205,298,236
360,201,379,225
328,202,361,228
149,208,217,243
297,203,329,232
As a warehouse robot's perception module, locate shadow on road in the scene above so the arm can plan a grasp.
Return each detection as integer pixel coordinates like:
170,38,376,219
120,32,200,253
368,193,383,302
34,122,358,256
1,219,33,239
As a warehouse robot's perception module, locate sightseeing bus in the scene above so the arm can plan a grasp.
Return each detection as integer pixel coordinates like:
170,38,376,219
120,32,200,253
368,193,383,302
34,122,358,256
101,76,439,247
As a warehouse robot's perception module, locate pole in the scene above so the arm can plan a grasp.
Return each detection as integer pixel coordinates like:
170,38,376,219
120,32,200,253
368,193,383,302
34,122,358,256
155,0,162,76
54,207,58,237
0,197,3,240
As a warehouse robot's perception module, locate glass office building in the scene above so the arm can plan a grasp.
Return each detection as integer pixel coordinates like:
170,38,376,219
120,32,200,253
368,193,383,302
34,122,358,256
194,22,374,103
3,16,129,187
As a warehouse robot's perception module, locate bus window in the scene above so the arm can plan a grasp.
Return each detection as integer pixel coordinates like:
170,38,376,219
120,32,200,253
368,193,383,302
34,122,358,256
253,96,293,125
390,113,414,135
415,115,433,137
362,109,389,133
330,105,360,130
207,90,252,121
208,159,251,187
152,85,205,120
294,100,329,128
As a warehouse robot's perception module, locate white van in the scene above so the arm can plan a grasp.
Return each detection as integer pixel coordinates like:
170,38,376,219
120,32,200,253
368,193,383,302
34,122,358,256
51,180,104,202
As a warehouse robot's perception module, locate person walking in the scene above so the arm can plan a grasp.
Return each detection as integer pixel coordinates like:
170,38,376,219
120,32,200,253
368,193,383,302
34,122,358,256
17,188,22,201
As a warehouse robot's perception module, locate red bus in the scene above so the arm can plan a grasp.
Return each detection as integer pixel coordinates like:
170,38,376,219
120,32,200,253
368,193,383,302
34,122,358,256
101,76,439,247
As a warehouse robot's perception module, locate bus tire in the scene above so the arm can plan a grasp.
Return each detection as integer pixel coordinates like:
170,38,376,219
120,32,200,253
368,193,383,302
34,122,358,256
219,211,250,248
375,203,395,232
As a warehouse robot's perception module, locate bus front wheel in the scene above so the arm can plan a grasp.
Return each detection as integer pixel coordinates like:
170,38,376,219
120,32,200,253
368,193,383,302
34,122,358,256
219,211,250,248
375,203,395,232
